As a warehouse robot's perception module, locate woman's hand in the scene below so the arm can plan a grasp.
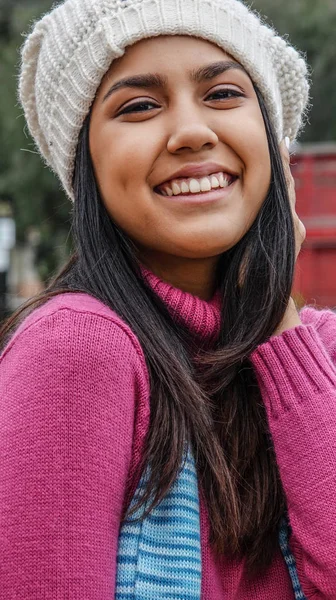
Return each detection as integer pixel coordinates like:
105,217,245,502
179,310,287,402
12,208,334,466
272,140,307,337
281,139,307,263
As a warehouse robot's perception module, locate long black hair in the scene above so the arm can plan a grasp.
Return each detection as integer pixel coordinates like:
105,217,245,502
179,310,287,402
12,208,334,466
0,86,295,576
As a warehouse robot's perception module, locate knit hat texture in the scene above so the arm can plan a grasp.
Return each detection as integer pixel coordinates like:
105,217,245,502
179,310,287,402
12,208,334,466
19,0,310,201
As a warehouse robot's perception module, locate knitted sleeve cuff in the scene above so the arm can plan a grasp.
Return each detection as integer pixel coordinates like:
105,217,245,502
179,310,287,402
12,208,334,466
250,325,336,419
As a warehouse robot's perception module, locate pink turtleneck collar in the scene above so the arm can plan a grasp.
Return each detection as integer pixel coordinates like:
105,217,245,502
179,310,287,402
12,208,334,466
141,266,221,343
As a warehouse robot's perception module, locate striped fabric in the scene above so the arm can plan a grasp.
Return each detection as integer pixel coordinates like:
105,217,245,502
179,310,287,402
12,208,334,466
116,449,305,599
279,516,307,600
116,449,201,599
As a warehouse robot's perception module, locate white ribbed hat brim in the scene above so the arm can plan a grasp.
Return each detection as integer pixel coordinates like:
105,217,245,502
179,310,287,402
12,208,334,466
19,0,310,201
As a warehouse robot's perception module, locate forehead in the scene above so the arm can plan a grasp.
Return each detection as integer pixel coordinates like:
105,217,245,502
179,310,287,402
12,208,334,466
101,35,238,84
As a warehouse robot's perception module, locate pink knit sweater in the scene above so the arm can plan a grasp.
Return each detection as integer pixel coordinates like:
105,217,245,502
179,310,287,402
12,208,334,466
1,271,336,599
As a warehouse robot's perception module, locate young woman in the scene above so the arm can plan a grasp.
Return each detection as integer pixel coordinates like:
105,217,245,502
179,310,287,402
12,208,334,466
1,0,336,598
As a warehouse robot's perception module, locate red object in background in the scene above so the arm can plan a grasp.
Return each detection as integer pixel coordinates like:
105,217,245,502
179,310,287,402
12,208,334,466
292,143,336,309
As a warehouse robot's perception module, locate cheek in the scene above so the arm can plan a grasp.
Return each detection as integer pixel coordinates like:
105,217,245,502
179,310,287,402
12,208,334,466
230,120,271,214
90,121,156,198
91,145,156,236
237,112,271,179
95,121,164,193
90,122,167,239
221,113,271,232
228,112,270,165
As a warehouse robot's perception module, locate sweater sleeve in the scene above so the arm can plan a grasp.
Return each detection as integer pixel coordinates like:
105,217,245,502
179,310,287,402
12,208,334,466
0,307,149,600
250,319,336,600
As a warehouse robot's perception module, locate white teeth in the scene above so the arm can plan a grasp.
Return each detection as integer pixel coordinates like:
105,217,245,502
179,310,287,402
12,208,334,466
200,177,212,192
158,171,234,196
189,179,201,193
172,182,181,195
218,173,229,188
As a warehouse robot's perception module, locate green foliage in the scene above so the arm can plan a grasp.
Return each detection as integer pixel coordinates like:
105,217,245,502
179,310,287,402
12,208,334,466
251,0,336,141
0,0,335,279
0,0,72,280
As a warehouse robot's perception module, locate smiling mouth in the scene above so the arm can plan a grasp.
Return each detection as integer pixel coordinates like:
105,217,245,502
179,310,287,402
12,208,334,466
154,171,237,197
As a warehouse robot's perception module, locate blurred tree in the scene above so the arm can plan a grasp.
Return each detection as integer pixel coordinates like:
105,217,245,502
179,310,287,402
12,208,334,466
251,0,336,141
0,0,72,282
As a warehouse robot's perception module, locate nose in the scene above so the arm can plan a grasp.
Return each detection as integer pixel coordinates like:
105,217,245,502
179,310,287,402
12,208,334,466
166,109,219,154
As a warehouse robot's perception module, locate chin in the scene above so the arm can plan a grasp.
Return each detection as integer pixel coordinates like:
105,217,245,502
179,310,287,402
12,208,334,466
169,241,233,260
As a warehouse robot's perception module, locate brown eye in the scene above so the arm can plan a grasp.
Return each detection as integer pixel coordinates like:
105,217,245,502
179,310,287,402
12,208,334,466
206,89,244,101
117,101,160,116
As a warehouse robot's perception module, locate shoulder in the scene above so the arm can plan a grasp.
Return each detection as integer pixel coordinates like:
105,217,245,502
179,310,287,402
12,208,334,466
1,292,149,386
300,305,336,357
0,294,151,544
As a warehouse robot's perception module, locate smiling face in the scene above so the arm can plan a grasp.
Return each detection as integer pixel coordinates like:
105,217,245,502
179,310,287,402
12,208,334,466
89,35,271,272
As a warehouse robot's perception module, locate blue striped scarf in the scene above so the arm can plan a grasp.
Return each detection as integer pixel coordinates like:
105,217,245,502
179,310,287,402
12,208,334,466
116,449,306,599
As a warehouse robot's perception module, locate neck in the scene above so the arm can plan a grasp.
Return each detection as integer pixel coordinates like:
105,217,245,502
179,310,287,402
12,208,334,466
138,251,219,301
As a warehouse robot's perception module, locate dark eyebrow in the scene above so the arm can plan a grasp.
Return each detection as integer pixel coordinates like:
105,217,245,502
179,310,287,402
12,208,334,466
190,60,248,83
102,60,248,103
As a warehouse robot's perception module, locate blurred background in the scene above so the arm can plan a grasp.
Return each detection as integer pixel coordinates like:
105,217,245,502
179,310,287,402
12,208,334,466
0,0,335,321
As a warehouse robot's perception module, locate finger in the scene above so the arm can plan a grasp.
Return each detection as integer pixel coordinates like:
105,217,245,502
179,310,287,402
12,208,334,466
285,167,296,210
298,219,306,245
279,142,296,210
293,214,306,259
279,141,292,181
279,142,304,258
279,139,290,164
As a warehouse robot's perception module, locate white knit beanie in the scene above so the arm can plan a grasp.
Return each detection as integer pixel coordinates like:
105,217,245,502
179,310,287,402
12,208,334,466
19,0,310,202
